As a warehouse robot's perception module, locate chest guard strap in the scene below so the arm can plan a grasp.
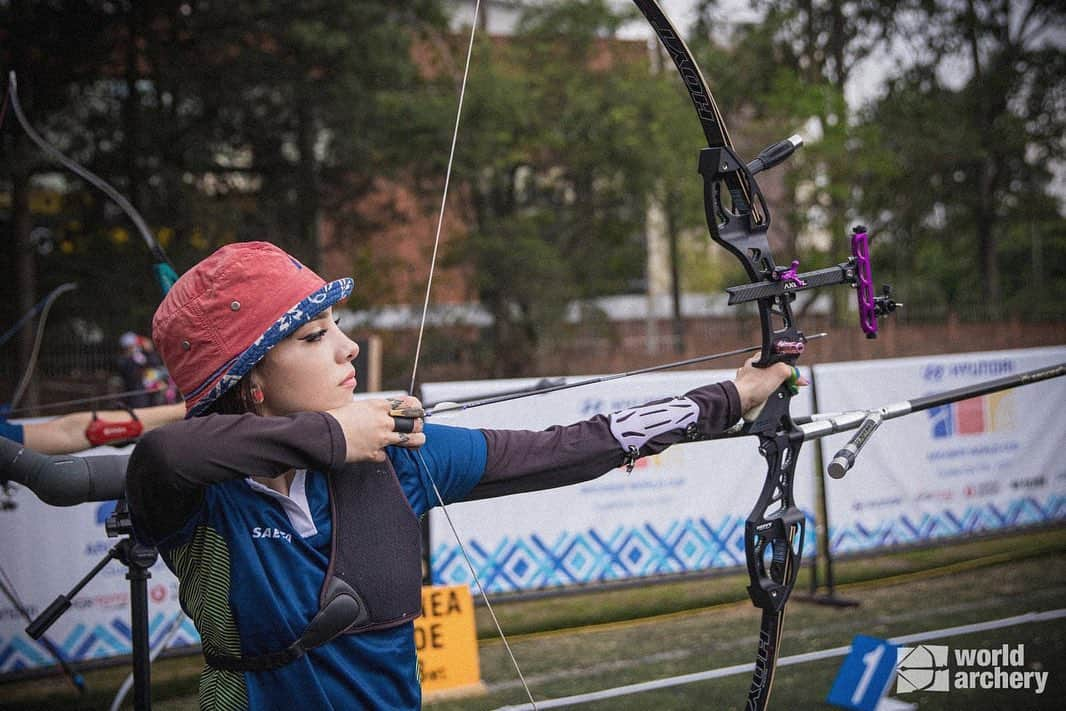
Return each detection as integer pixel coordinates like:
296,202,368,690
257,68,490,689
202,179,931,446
203,458,424,672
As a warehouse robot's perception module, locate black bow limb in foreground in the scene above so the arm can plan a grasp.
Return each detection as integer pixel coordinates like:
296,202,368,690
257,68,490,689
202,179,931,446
630,2,898,708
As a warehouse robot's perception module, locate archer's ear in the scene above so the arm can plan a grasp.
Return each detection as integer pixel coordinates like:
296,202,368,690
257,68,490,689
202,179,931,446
248,368,265,390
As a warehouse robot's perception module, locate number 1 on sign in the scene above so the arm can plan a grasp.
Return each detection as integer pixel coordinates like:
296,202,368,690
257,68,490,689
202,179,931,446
853,644,885,703
827,635,899,711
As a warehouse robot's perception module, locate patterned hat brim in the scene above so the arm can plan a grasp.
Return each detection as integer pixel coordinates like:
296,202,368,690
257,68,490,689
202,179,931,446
186,277,354,418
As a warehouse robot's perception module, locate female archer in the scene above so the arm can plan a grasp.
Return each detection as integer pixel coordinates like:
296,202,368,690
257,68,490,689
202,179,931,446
125,240,798,709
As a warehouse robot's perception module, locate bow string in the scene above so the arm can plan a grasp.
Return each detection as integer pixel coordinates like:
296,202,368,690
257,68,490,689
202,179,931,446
405,2,540,708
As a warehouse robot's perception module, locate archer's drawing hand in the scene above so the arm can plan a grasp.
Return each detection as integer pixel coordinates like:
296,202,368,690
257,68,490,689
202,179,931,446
327,398,425,463
733,357,808,417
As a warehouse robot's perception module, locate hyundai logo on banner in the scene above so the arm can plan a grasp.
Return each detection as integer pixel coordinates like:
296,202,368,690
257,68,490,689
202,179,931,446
921,359,1016,384
922,365,945,382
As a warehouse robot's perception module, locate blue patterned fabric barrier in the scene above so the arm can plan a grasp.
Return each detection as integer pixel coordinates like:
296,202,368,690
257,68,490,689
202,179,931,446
0,613,198,674
830,495,1064,553
432,514,817,593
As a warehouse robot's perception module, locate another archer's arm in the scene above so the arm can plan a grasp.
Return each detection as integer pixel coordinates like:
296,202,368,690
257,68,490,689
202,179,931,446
21,402,187,455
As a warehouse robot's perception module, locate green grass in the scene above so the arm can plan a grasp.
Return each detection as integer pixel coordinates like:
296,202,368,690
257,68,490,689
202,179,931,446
466,527,1066,640
3,527,1064,710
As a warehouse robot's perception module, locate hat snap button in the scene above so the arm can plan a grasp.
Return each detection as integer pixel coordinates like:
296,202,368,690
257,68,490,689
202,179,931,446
230,300,241,311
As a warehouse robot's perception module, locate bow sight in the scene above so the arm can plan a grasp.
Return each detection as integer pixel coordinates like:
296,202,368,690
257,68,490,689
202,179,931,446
704,136,901,357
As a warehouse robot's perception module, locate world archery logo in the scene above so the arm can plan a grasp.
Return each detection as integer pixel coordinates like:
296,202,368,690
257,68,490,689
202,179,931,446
895,643,1050,695
927,391,1014,438
896,644,950,692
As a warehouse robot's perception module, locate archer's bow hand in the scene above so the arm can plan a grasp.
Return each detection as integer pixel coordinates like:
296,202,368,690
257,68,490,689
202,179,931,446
734,358,807,421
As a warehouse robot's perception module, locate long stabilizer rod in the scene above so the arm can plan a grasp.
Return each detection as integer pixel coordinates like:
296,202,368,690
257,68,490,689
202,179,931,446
796,362,1066,478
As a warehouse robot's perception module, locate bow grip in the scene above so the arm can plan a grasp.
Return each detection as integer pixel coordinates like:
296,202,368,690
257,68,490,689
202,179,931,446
742,366,802,424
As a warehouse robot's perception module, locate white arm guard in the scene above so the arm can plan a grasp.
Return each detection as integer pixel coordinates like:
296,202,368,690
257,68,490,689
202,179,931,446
608,397,700,460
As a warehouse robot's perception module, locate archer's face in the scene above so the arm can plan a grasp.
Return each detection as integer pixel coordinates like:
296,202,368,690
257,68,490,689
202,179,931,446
252,308,360,415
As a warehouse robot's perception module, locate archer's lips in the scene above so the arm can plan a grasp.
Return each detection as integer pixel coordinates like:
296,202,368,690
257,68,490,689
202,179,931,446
340,372,357,389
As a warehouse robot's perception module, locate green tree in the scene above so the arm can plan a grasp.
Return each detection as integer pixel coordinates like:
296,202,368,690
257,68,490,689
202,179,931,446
852,0,1066,318
1,0,451,402
443,0,704,375
691,1,916,323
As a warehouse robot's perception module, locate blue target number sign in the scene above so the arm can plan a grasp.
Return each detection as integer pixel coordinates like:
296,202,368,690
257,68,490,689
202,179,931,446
827,635,899,710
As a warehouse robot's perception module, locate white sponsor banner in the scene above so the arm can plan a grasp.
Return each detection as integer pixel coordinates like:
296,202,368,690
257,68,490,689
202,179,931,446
422,369,817,593
812,346,1066,554
0,444,196,675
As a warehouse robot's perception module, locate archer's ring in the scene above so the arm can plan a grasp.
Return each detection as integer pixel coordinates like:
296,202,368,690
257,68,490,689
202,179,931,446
392,416,415,434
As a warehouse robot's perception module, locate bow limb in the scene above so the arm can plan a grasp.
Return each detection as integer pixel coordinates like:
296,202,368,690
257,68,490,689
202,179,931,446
630,3,806,708
6,71,178,296
5,283,78,409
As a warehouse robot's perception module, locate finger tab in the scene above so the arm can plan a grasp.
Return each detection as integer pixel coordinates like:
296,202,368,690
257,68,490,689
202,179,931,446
392,416,415,433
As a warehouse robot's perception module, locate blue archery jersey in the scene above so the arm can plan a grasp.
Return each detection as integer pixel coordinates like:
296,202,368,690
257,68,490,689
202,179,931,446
0,420,24,443
150,423,486,710
125,380,740,709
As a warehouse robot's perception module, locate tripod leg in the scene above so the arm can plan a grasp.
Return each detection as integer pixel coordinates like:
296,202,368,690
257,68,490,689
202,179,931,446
116,539,158,711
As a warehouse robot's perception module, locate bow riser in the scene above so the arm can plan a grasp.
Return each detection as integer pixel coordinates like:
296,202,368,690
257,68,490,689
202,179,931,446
698,146,806,370
739,380,805,613
699,146,773,278
745,429,805,613
745,419,804,711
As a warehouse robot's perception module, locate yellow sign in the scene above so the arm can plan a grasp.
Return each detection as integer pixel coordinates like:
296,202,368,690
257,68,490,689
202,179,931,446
416,584,485,698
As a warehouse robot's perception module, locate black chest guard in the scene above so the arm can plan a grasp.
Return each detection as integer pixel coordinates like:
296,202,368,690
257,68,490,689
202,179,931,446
204,458,424,672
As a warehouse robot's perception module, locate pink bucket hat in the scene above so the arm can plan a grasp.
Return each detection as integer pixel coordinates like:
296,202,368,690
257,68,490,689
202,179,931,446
152,241,353,417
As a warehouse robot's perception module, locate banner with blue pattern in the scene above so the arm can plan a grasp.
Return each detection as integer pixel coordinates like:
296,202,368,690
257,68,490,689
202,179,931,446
423,369,819,594
0,446,196,676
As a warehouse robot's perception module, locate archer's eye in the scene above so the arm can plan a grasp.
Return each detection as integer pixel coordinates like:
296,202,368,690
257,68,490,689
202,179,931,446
298,328,329,343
